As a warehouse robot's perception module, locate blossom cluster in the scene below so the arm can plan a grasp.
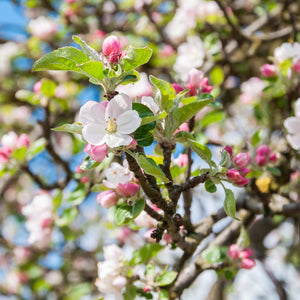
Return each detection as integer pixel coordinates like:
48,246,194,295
254,145,278,166
228,244,256,270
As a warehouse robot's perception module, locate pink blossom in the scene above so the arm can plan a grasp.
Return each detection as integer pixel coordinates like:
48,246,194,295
174,153,189,167
223,146,233,159
188,68,204,89
172,83,184,94
174,122,189,134
293,59,300,73
16,134,30,148
240,248,253,259
102,35,121,63
97,190,118,208
164,233,172,244
256,145,270,156
117,227,131,244
269,153,278,163
241,258,256,269
234,153,250,168
2,131,18,150
33,81,42,93
228,244,240,259
159,45,174,57
134,211,158,228
125,138,137,149
81,176,89,183
112,275,127,290
227,169,249,186
239,167,250,176
261,64,277,77
255,155,268,166
84,143,108,162
117,182,139,197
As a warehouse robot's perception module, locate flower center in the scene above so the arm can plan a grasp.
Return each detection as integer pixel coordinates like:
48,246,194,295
106,117,117,134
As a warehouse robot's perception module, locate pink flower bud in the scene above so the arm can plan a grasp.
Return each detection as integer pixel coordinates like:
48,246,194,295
84,143,108,162
228,244,240,259
33,81,42,93
159,45,174,57
241,258,256,269
255,155,268,166
97,190,118,208
118,227,131,244
269,153,278,163
188,68,204,89
112,275,127,290
117,182,139,197
186,83,197,96
224,146,233,159
201,77,208,88
202,85,213,93
174,122,190,134
239,167,250,177
261,64,277,77
75,166,83,173
293,59,300,73
234,153,250,168
172,83,184,94
41,218,52,229
152,204,160,212
81,176,89,183
240,248,253,259
17,134,30,148
256,145,270,156
236,177,249,187
143,286,150,293
164,233,172,244
174,153,189,167
227,169,242,182
125,138,137,149
102,35,121,62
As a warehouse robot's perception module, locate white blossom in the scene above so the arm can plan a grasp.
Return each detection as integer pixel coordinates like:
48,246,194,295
79,94,141,148
28,16,57,40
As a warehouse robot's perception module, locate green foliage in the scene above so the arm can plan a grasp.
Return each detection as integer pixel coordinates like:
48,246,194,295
155,271,177,286
237,226,250,248
41,79,56,97
26,138,46,159
205,179,217,193
80,156,100,171
150,75,176,112
134,153,169,183
158,290,169,300
52,123,83,135
115,199,145,225
72,35,101,61
32,47,89,73
202,246,228,263
77,61,104,83
67,182,88,206
187,139,215,168
224,188,237,219
251,129,263,146
56,207,78,227
121,45,153,71
210,66,224,85
130,243,164,265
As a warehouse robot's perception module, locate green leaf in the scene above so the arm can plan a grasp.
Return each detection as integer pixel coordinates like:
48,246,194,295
146,263,155,278
132,103,155,124
174,131,195,143
52,189,63,211
115,204,133,225
41,79,56,97
158,290,169,300
124,285,137,300
171,94,213,131
67,182,87,206
237,226,250,248
202,246,228,263
26,138,46,159
134,130,154,147
115,199,145,225
121,46,153,72
56,207,78,227
12,147,27,161
251,129,262,147
205,179,217,193
80,156,100,171
77,61,104,83
219,150,231,168
155,271,177,286
15,90,40,105
141,112,167,126
210,66,224,85
224,188,236,219
118,70,140,85
72,35,101,61
150,75,176,112
135,153,169,183
32,47,89,73
266,166,281,176
52,123,83,135
130,244,164,265
187,139,214,167
200,111,225,128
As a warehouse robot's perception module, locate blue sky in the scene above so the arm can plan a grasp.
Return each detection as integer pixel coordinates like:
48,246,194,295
0,0,28,41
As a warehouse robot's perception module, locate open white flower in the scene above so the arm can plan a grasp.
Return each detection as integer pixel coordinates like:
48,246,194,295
284,98,300,150
79,93,142,148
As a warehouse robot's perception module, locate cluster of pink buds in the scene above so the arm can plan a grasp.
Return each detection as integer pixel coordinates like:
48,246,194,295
102,35,125,63
224,146,250,187
172,68,213,96
0,132,30,163
228,244,256,269
84,143,108,162
255,145,278,166
260,64,277,78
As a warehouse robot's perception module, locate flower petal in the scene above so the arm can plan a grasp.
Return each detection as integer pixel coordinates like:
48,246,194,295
295,98,300,118
79,101,106,126
106,93,132,120
287,134,300,150
116,110,141,134
82,123,106,145
105,133,132,148
284,117,300,134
